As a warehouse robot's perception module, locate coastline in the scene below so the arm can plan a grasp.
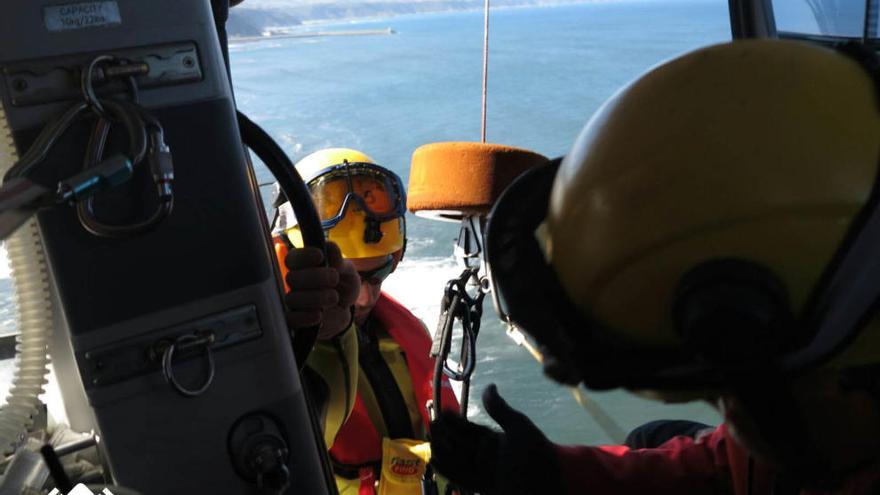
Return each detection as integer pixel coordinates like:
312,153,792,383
229,0,635,37
293,0,611,26
231,27,394,42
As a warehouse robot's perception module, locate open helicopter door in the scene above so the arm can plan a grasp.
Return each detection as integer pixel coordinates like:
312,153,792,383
0,1,334,493
728,0,879,44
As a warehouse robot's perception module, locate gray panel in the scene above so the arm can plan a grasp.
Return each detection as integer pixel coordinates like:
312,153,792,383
0,1,334,493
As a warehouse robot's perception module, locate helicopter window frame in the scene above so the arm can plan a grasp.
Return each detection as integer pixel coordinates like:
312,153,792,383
757,0,880,50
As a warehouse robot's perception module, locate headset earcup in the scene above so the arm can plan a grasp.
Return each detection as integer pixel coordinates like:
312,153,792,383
673,259,795,364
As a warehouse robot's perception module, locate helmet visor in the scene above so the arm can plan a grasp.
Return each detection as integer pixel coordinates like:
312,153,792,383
309,163,406,227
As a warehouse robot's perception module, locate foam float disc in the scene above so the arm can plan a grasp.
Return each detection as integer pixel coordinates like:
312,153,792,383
407,142,549,222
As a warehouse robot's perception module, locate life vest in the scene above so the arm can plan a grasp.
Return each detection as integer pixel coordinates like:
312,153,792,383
330,292,459,494
274,237,359,448
274,239,291,286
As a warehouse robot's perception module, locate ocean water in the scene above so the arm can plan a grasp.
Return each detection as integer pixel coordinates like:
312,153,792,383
0,0,732,446
230,0,730,444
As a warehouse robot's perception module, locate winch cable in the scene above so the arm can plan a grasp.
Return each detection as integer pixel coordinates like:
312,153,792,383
480,0,490,143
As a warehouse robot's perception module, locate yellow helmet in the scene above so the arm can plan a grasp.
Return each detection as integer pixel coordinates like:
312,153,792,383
486,40,880,391
273,148,407,261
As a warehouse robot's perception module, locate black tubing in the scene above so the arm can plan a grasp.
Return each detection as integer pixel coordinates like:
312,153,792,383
237,111,325,369
237,111,325,249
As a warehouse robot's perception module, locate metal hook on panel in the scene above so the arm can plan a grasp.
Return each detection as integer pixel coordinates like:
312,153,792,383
160,332,216,398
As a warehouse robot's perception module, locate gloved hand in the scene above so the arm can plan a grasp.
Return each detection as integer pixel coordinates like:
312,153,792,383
430,384,563,495
284,241,360,340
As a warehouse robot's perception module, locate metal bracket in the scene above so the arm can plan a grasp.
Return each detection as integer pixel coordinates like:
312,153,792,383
3,42,202,107
82,305,261,388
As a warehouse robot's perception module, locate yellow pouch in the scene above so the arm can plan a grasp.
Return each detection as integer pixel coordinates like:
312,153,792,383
378,438,432,495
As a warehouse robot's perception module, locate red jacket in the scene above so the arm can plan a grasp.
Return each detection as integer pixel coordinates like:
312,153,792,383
556,424,880,494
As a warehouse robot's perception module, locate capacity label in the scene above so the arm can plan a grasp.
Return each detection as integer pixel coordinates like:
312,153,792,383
44,1,121,32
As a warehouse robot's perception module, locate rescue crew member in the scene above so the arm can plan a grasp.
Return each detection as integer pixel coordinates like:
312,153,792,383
429,40,880,494
274,148,459,494
280,237,361,449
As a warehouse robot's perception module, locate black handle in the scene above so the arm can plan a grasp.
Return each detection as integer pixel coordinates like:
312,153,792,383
237,111,325,367
237,111,325,248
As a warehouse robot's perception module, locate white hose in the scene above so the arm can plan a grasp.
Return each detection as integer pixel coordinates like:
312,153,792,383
0,103,52,454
